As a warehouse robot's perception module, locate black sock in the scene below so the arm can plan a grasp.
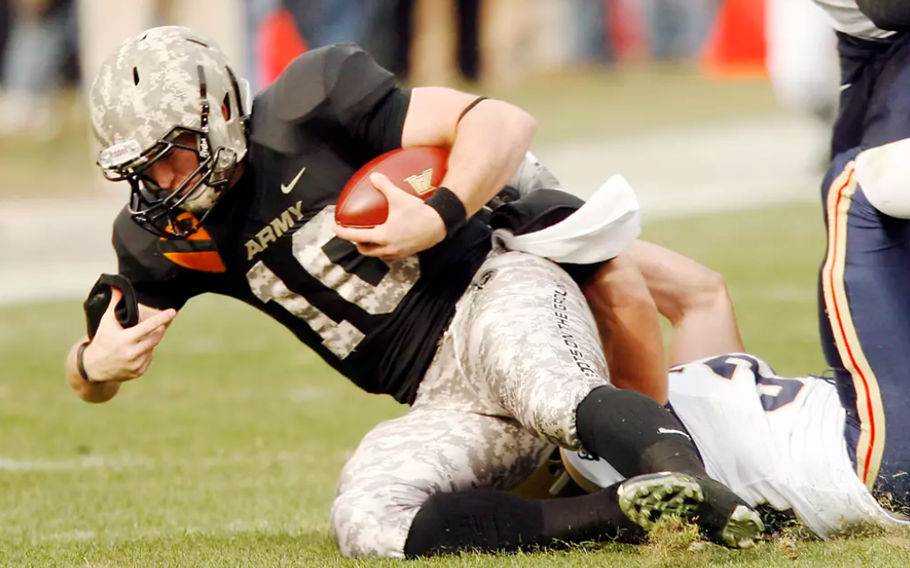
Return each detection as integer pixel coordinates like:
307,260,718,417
403,484,642,557
539,482,644,545
575,385,707,478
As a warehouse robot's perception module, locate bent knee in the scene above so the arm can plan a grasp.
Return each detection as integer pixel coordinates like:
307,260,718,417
330,485,425,558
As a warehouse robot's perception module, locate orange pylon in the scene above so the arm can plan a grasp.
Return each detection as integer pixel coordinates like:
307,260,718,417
702,0,767,78
258,7,308,89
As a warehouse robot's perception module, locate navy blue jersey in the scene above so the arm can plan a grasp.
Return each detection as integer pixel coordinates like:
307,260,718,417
832,30,910,155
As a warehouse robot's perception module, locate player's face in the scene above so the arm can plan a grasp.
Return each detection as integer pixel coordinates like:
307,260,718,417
142,133,202,194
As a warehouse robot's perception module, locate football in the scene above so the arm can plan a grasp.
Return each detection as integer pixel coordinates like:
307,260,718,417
335,146,449,228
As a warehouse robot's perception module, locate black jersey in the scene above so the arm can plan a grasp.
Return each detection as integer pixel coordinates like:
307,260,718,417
108,44,493,404
856,0,910,32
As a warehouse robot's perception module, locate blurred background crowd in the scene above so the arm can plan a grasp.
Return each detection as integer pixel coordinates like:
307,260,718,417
0,0,781,140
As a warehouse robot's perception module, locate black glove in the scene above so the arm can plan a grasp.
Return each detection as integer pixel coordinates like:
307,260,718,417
84,274,140,339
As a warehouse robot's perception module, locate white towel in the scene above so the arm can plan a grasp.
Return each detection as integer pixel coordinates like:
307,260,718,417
493,175,641,264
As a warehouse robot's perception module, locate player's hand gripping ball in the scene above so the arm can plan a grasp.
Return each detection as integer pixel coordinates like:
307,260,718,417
335,147,449,228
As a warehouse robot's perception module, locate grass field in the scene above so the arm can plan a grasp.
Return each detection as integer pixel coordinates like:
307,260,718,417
3,202,909,567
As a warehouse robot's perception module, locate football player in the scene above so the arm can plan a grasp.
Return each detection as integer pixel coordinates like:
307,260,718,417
64,27,762,558
810,0,910,508
813,0,910,154
557,241,909,539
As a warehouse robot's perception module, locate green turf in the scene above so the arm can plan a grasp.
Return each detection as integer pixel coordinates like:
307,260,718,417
3,202,908,567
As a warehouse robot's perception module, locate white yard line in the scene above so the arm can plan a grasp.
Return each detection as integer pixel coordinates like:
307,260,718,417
0,455,152,471
0,115,828,307
0,450,318,472
40,519,326,543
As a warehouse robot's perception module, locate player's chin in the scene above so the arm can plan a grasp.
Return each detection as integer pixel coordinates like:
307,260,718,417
180,186,219,213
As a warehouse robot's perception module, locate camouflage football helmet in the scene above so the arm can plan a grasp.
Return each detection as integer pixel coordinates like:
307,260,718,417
90,26,251,237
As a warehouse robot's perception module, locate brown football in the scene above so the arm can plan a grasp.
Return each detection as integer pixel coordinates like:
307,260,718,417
335,146,449,228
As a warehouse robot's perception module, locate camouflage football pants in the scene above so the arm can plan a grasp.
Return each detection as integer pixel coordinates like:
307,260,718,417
331,250,610,557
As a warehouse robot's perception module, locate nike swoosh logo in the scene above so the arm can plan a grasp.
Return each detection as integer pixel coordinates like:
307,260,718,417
281,166,306,194
839,83,852,92
657,427,691,440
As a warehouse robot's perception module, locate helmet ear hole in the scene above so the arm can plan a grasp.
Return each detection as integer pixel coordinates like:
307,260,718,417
222,93,231,121
133,67,140,86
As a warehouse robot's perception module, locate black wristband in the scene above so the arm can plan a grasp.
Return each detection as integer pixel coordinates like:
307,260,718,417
426,186,468,237
76,340,98,384
457,96,488,124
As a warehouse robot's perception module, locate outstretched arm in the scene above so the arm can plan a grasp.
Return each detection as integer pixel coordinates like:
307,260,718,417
581,254,668,404
626,241,744,366
579,240,744,402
